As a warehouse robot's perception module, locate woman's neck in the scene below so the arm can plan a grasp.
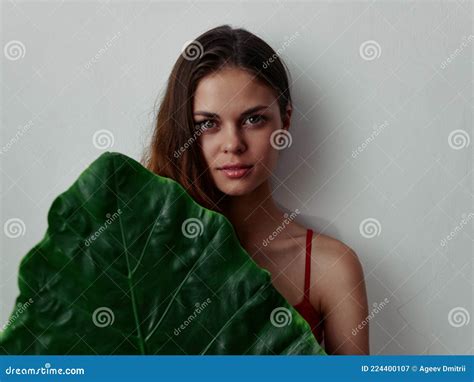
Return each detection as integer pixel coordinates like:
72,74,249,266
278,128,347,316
222,181,285,250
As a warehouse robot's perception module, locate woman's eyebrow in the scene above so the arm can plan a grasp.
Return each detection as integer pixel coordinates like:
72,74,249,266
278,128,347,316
193,105,270,118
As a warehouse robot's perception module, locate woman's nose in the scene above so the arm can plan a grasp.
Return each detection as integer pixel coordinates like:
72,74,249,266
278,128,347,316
222,126,246,154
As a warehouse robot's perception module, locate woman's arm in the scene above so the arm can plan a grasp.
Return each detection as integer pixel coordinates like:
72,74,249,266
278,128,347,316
320,244,370,355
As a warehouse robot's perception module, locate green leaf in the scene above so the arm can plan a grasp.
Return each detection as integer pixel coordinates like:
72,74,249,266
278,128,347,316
0,152,326,355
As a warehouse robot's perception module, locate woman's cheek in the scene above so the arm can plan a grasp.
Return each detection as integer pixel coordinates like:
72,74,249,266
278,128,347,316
199,137,217,166
255,145,279,177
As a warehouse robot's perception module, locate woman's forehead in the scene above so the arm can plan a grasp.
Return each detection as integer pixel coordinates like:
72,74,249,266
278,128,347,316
193,69,277,116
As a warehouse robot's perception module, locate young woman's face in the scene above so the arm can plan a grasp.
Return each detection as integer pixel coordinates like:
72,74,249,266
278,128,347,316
193,66,291,196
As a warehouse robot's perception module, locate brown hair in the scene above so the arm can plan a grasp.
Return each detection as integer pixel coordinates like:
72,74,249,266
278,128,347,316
141,24,292,213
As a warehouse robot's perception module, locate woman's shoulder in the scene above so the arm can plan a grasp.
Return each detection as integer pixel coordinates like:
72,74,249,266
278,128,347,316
284,222,360,268
310,230,366,306
311,231,359,264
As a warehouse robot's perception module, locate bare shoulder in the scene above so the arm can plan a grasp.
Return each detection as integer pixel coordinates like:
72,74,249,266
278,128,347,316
312,232,362,270
310,231,370,354
310,232,366,307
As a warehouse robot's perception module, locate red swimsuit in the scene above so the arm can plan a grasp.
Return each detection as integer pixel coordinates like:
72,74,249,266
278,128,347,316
293,229,324,345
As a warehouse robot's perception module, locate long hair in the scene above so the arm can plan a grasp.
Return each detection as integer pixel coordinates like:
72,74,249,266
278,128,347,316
141,24,292,213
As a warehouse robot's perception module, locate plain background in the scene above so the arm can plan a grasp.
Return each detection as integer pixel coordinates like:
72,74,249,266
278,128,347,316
1,0,472,354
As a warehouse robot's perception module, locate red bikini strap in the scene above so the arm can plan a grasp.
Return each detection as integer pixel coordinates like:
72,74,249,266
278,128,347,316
304,228,313,300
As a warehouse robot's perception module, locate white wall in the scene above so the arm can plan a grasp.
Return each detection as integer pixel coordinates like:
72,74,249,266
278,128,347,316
1,0,472,354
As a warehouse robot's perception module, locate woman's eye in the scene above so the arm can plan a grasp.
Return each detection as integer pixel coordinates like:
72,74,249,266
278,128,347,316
195,120,217,131
244,115,266,126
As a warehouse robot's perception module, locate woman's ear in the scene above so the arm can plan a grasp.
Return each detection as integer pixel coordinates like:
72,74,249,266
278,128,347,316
282,103,292,131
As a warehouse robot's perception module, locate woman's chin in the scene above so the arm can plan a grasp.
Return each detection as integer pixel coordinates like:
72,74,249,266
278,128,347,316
217,183,255,197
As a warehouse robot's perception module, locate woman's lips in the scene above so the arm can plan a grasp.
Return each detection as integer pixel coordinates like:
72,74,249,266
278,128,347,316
218,166,253,179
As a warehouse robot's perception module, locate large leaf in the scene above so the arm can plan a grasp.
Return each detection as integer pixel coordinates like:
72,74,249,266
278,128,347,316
0,152,326,355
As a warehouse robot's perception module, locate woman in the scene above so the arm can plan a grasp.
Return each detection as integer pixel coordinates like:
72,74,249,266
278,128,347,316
142,24,370,355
